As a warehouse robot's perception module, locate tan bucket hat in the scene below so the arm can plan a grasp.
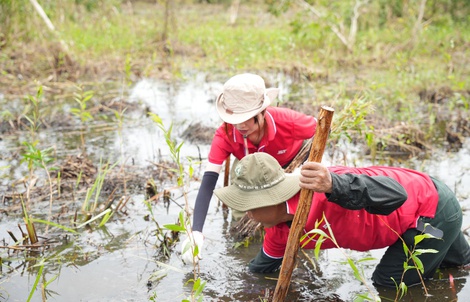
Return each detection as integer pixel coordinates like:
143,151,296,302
213,153,300,212
216,73,279,124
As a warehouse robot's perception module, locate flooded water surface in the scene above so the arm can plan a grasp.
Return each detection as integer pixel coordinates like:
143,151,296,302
1,74,469,301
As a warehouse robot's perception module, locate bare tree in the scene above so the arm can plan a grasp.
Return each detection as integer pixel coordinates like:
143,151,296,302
29,0,70,54
229,0,240,25
296,0,369,52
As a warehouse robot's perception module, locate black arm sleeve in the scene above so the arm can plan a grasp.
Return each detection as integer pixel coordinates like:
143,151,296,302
248,249,283,273
326,173,408,215
192,171,219,232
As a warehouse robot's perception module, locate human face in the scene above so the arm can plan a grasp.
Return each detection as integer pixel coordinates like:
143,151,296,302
247,204,289,228
233,117,258,137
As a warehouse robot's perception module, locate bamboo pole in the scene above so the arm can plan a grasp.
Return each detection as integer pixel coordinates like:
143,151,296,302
272,106,334,301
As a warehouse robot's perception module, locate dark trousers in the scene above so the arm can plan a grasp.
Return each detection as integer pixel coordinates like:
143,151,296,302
372,177,470,287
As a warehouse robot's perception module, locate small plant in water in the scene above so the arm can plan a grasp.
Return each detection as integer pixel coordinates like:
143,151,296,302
148,112,205,302
77,158,118,227
23,85,43,138
20,85,55,205
389,223,440,301
20,141,57,224
300,214,380,302
302,214,441,302
70,85,94,150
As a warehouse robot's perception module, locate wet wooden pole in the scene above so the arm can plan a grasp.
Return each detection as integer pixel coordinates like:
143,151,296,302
224,155,231,187
272,106,334,301
222,155,231,213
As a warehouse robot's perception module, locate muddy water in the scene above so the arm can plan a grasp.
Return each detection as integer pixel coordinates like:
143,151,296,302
0,74,469,301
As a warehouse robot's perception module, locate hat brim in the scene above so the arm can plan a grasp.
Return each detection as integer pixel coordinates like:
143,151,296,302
213,173,300,212
216,87,279,124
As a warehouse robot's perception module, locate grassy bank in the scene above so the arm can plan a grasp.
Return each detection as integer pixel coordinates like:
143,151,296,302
1,0,469,156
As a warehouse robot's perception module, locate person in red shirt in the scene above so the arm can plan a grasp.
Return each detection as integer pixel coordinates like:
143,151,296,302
181,73,317,264
213,152,470,287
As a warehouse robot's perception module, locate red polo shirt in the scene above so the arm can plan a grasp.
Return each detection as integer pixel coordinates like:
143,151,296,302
208,107,317,167
263,166,439,258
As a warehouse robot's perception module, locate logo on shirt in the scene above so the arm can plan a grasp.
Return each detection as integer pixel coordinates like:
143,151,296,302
277,149,287,155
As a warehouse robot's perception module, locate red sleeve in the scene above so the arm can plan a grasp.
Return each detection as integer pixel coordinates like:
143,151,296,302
268,107,316,140
289,109,317,139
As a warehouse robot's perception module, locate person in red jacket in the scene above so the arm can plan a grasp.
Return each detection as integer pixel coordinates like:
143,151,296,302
213,152,470,287
181,73,317,264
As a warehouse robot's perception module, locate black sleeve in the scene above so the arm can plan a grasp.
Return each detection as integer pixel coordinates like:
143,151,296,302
192,171,219,232
326,173,408,215
248,249,283,273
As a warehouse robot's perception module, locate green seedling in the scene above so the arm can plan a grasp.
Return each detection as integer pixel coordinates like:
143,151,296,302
301,214,380,302
303,213,442,301
20,141,57,225
392,227,440,300
149,112,205,302
23,85,43,138
80,158,118,225
70,86,94,149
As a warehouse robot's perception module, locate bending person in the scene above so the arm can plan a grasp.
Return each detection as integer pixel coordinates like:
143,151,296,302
181,73,317,264
213,152,470,287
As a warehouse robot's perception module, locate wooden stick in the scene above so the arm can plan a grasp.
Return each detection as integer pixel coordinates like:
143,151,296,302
272,106,334,301
222,155,231,211
224,155,231,187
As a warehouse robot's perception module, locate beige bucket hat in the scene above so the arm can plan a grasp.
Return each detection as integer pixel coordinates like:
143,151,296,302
213,153,300,212
216,73,279,124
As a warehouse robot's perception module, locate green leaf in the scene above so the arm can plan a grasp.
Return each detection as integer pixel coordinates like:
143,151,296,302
398,282,408,299
148,112,163,125
402,241,410,255
194,278,206,297
98,210,114,227
347,258,362,281
31,218,77,233
414,248,438,255
27,262,44,302
182,241,191,255
313,237,325,259
304,228,329,238
163,224,186,232
409,255,424,273
356,257,376,263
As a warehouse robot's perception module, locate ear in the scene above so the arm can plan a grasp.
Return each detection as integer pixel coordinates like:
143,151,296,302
255,112,265,124
260,109,266,117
